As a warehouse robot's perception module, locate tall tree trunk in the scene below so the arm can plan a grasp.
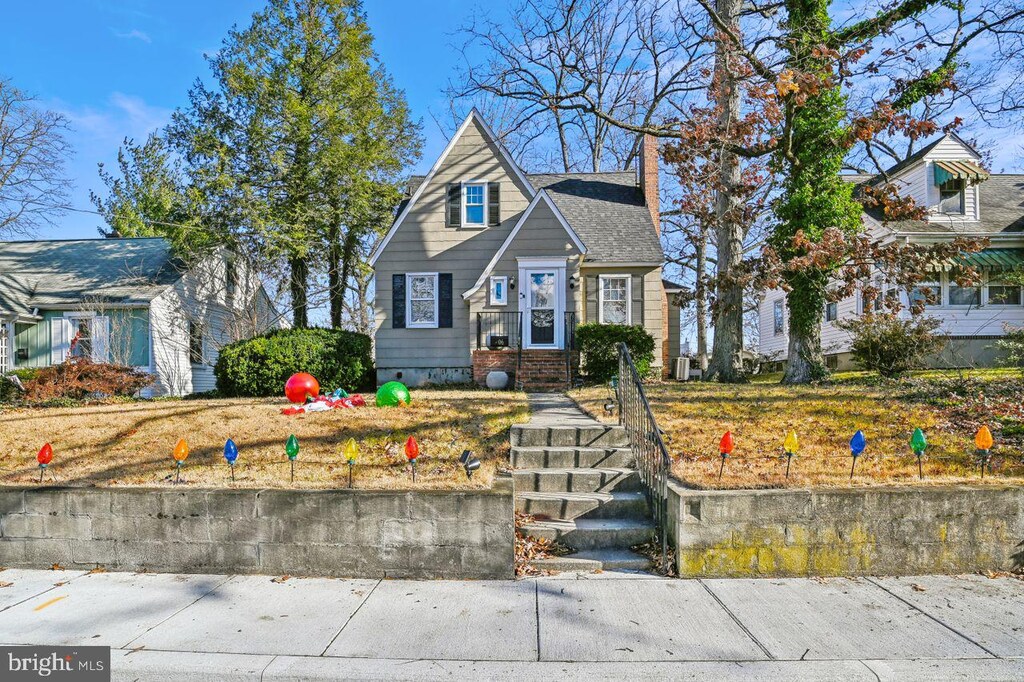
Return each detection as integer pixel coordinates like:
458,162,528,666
337,229,359,329
328,219,343,328
704,0,745,382
289,256,309,328
694,231,709,370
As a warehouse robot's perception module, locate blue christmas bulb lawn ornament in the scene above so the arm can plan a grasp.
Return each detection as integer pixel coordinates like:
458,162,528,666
849,430,866,480
224,439,239,482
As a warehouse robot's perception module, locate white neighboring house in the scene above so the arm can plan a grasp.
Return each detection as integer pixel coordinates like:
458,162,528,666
759,133,1024,370
0,237,284,396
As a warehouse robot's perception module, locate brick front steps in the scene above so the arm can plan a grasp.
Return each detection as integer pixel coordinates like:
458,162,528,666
472,349,579,391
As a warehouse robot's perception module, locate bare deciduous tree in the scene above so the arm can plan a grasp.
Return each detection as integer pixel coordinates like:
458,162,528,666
0,78,72,237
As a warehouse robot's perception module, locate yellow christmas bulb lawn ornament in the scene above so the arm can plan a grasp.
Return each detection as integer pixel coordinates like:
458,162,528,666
172,438,189,484
783,431,798,480
343,438,358,488
975,426,994,478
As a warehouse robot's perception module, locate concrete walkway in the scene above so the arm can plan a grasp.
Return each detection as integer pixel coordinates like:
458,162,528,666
525,392,600,426
0,568,1022,680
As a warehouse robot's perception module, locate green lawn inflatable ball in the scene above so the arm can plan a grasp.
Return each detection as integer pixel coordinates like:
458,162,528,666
376,381,411,407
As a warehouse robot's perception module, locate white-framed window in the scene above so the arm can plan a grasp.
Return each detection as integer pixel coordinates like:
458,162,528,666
986,277,1023,306
773,299,784,335
910,280,942,309
406,272,439,328
824,301,838,322
463,181,487,226
489,276,508,306
938,177,966,215
948,268,980,307
189,321,204,365
598,274,630,325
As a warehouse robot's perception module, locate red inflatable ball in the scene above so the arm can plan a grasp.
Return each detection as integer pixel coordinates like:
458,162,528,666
284,373,320,404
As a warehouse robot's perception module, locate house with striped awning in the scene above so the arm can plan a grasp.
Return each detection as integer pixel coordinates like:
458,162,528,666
759,132,1024,370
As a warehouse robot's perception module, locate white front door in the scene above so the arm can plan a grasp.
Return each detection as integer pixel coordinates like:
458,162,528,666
521,267,564,349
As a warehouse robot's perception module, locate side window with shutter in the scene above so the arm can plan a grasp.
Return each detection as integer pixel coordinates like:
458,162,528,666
446,183,461,227
391,274,406,328
488,182,500,226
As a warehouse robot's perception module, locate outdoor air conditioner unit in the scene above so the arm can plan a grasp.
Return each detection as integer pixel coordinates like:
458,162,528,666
672,357,690,381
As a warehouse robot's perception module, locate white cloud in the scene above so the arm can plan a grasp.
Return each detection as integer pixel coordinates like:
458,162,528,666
113,28,152,43
58,92,172,143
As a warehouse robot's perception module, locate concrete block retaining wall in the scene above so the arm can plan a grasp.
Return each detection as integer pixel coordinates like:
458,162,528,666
668,483,1024,577
0,475,514,579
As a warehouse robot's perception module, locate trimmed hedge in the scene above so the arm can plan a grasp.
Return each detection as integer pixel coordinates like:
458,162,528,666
577,323,655,382
215,328,372,397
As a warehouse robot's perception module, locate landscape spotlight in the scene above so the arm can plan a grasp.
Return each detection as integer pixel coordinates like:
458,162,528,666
459,450,481,479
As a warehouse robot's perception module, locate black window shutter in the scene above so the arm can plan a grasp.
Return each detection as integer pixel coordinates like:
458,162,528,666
392,274,406,328
438,273,453,328
447,183,461,227
488,182,501,226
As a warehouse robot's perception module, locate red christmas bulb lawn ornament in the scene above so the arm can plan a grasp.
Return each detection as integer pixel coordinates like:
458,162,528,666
37,443,53,483
284,373,320,404
719,431,734,456
405,436,420,483
718,431,733,481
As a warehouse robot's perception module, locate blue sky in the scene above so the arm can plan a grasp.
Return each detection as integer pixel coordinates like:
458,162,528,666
1,0,498,240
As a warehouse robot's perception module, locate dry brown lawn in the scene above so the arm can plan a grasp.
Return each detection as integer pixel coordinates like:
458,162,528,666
0,389,528,490
573,370,1024,490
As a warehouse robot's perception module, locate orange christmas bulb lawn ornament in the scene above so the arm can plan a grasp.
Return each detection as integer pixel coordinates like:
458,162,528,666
172,438,189,484
975,426,994,451
975,426,994,479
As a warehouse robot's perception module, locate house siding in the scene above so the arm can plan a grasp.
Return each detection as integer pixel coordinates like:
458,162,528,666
151,253,280,396
13,309,150,369
581,265,664,373
467,200,584,346
373,118,534,377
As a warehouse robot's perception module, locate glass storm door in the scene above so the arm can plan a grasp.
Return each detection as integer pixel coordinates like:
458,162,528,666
524,269,560,348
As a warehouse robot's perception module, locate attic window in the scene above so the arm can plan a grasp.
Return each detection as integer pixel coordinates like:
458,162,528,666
463,182,486,226
938,177,965,215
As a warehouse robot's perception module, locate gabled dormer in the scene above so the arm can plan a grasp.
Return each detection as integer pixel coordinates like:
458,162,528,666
880,132,989,223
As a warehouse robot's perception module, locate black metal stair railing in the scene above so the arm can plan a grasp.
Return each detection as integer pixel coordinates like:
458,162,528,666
615,341,672,568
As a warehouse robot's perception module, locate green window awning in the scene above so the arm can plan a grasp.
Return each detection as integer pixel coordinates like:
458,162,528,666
954,248,1024,270
934,160,989,185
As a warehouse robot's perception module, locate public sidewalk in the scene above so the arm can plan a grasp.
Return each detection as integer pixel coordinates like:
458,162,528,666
0,567,1022,681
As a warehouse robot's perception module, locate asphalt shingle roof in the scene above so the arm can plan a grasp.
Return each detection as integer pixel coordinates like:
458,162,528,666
394,170,663,264
0,238,184,314
529,171,663,263
865,175,1024,235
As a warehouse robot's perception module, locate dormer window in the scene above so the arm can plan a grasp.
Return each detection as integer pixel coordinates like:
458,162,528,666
938,177,965,215
463,182,487,226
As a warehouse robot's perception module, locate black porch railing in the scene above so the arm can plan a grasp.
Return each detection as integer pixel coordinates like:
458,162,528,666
564,311,577,389
615,341,671,568
475,311,522,350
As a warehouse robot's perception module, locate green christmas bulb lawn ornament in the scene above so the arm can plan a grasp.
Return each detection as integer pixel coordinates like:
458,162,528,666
910,428,927,480
286,434,300,482
376,381,411,408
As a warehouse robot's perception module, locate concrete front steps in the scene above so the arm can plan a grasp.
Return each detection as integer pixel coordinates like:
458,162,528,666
511,414,654,574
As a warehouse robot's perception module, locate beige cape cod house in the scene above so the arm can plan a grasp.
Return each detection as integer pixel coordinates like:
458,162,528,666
759,132,1024,370
370,110,681,389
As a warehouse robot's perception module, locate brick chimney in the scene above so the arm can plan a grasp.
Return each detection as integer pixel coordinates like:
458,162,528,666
638,133,660,234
